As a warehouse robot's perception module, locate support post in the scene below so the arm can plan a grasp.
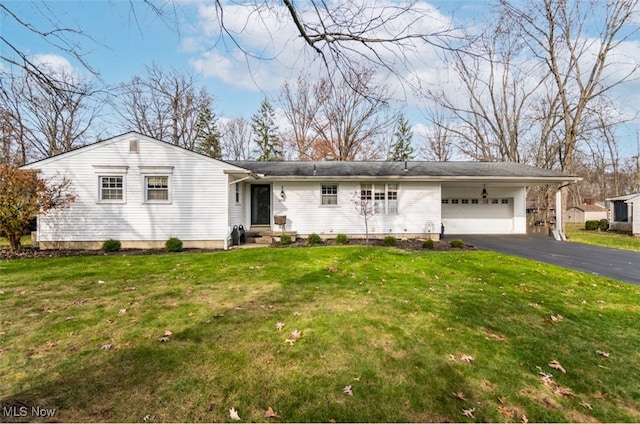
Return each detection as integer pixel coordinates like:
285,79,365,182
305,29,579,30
554,186,566,241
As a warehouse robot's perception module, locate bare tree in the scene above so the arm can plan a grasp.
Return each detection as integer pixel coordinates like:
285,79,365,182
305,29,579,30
425,17,545,163
0,66,102,162
500,0,639,173
221,118,252,160
312,68,392,160
278,76,321,160
420,112,455,162
115,64,214,150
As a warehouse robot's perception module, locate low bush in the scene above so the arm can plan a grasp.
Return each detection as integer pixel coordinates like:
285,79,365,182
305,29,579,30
101,239,121,253
382,235,397,246
335,234,348,244
165,237,183,252
449,239,465,249
422,239,435,249
598,219,609,231
280,234,292,245
307,233,322,245
585,220,600,231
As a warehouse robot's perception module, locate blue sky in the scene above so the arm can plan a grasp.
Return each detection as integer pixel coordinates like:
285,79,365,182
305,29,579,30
2,0,640,157
1,0,487,120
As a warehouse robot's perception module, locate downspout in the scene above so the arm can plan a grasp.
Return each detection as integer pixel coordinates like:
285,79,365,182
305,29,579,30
224,174,230,250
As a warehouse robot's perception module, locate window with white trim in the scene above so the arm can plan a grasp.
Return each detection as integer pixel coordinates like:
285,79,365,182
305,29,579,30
321,184,338,205
361,183,398,214
145,176,169,202
99,176,124,201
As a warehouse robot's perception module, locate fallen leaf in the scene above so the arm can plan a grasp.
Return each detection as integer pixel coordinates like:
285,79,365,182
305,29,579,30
118,309,127,314
229,407,241,421
461,408,475,418
98,280,106,284
521,414,529,424
124,286,136,291
284,339,296,345
159,336,170,343
549,360,566,373
594,392,608,400
276,322,285,331
101,343,113,351
290,329,302,339
452,391,467,401
485,328,506,341
596,350,610,358
553,385,575,397
460,354,474,363
142,414,153,422
448,354,457,361
264,406,280,418
580,400,593,410
550,314,564,322
343,385,353,396
293,311,302,316
497,405,514,418
163,330,173,337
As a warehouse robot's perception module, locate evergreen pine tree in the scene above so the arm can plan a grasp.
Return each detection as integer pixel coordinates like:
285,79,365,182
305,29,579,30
194,107,222,159
388,114,415,161
251,98,282,161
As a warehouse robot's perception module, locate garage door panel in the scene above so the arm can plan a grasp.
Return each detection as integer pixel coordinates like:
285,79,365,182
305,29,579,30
441,197,514,234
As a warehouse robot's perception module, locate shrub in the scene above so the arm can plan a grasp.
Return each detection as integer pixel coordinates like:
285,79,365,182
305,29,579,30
585,220,599,231
422,238,435,249
280,234,292,245
449,239,465,249
101,239,121,252
165,237,183,252
307,233,322,245
382,235,397,246
335,233,349,244
598,219,609,231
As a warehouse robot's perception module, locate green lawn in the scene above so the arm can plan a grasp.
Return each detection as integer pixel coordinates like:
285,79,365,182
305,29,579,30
0,235,31,249
1,246,639,422
565,224,640,252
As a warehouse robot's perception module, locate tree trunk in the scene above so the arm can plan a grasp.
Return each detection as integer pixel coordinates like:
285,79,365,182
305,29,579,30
8,231,22,252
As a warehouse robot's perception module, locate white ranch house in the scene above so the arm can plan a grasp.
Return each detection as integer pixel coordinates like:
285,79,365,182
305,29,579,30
22,132,578,249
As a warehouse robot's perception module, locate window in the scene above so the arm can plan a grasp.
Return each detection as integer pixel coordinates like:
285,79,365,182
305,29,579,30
360,183,398,214
451,199,459,204
99,176,123,201
235,184,241,204
145,176,169,202
491,199,499,204
471,199,479,204
442,199,449,204
461,199,469,204
501,199,509,204
321,184,338,205
614,201,629,222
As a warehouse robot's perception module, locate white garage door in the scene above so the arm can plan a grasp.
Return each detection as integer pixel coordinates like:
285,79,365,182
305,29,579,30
441,197,514,234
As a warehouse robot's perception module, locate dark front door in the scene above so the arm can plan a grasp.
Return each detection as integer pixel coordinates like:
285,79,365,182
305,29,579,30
251,184,271,225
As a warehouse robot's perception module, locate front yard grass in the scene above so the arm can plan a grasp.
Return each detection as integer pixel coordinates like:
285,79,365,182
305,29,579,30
565,223,640,252
1,246,639,422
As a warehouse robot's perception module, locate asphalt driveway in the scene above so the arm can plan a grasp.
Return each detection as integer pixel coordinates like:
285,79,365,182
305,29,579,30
456,234,640,285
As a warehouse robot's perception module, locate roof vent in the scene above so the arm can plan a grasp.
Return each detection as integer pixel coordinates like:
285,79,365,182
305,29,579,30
313,164,317,176
129,139,139,154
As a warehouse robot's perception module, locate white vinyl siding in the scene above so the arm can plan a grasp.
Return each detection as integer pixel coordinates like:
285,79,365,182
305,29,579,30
28,134,244,244
271,181,440,237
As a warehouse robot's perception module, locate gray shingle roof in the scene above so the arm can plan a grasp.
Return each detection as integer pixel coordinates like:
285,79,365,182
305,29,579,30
228,160,576,181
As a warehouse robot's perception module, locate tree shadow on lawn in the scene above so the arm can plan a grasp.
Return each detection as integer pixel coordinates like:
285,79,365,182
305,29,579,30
1,260,477,423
